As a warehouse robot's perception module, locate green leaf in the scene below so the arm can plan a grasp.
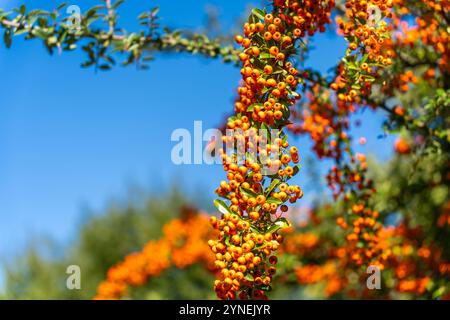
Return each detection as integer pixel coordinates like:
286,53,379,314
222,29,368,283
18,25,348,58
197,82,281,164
251,33,265,46
249,225,262,235
138,12,148,20
85,5,102,19
213,199,232,215
432,287,446,299
151,6,160,16
276,217,291,227
13,28,28,36
246,104,257,112
240,187,258,198
266,217,291,233
4,29,12,48
251,8,265,21
265,179,281,197
259,52,272,59
266,197,283,205
244,274,254,282
292,164,301,177
113,0,126,9
260,122,270,133
272,66,286,75
224,236,231,247
19,4,26,15
260,285,272,292
0,11,12,19
56,3,68,11
99,64,111,70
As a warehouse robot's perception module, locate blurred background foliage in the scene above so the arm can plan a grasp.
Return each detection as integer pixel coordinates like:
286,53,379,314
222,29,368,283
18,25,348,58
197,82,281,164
1,145,447,299
0,0,448,300
0,188,216,299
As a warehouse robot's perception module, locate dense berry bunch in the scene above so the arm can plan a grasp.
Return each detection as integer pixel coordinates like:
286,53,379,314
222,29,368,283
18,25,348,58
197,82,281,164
209,0,334,300
332,0,394,102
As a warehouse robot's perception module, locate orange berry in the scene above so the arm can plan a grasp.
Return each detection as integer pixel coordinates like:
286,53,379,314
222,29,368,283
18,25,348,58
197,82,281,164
249,211,260,221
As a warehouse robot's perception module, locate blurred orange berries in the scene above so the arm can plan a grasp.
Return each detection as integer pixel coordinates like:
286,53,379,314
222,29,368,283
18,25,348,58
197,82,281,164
394,137,411,154
95,210,216,300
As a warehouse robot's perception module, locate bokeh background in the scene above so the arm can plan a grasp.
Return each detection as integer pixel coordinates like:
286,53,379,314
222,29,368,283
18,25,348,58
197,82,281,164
0,0,407,299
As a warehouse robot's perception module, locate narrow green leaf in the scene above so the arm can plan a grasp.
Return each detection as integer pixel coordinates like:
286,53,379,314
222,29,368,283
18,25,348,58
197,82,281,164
251,8,265,21
265,179,281,197
213,199,232,215
266,217,291,233
113,0,125,9
240,187,258,198
151,6,160,16
244,274,254,282
4,29,12,48
292,164,301,177
266,197,283,205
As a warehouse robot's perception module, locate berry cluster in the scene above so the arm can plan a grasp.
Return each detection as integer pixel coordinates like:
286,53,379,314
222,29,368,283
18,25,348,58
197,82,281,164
332,0,394,102
209,0,334,300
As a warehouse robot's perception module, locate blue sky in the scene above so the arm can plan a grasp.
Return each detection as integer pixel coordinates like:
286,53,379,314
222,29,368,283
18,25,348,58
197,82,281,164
0,0,395,289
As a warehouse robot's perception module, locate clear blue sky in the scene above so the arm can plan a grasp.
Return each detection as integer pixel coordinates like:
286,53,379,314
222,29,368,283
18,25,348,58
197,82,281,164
0,0,395,288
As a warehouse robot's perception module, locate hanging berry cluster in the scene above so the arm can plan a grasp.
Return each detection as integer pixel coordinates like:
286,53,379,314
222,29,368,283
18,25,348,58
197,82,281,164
332,0,393,103
324,0,407,269
287,0,397,269
290,84,392,269
208,0,334,300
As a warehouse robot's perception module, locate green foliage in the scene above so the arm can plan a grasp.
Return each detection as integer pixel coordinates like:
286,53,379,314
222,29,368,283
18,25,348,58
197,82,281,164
0,1,239,70
266,150,449,299
372,151,450,256
1,151,448,299
132,265,215,300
